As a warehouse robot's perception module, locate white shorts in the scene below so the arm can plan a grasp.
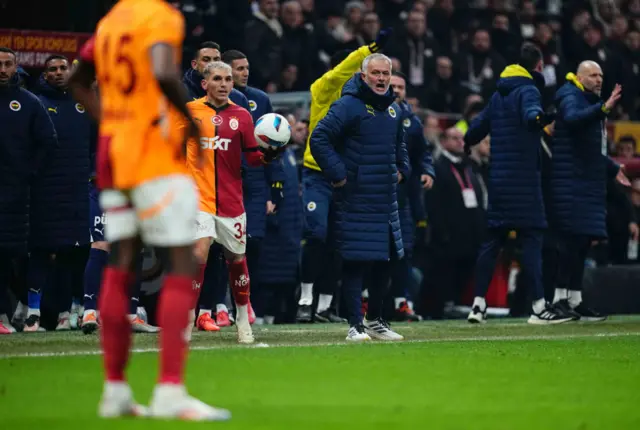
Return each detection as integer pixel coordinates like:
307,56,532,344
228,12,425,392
195,211,246,255
99,174,198,247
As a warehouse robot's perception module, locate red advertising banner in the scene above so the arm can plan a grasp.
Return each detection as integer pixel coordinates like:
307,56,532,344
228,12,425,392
0,29,92,68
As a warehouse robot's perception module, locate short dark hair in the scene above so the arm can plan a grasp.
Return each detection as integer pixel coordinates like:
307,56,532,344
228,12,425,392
392,71,408,82
330,49,351,68
44,54,68,68
0,47,16,60
222,50,247,65
518,42,543,71
194,41,221,60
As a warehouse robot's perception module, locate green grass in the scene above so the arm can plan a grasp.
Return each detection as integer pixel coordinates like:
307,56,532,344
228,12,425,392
1,317,640,429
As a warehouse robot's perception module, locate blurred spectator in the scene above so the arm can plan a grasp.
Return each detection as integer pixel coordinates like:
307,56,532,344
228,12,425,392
574,19,622,103
457,27,506,101
424,127,485,318
519,0,538,40
427,0,456,53
563,7,592,68
281,0,319,90
607,176,639,264
621,29,640,119
386,10,439,101
530,17,566,109
492,12,521,64
353,11,381,46
245,0,284,91
593,0,618,34
616,135,637,159
344,1,365,38
424,55,460,112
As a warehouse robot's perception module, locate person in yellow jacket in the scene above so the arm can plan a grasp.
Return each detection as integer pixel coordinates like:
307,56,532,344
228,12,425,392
296,29,393,323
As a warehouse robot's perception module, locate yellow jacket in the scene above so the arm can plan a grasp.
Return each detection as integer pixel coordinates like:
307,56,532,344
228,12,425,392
303,45,372,171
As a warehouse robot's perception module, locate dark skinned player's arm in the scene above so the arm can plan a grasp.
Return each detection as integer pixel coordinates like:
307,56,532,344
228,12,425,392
150,43,196,124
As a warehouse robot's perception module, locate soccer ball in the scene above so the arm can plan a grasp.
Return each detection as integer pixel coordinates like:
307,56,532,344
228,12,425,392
254,113,291,149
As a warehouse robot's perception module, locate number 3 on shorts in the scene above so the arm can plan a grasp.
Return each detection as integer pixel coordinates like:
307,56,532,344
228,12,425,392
234,222,244,239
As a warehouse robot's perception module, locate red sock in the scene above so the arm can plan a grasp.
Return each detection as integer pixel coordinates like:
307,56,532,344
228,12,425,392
158,274,193,385
228,258,250,306
98,267,135,382
192,263,206,308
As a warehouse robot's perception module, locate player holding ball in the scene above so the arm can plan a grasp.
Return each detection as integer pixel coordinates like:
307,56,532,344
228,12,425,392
179,61,287,344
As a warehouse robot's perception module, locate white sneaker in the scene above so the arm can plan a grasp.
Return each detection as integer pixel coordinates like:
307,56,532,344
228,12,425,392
0,314,16,333
56,312,71,331
363,318,404,341
346,324,371,342
235,304,255,344
70,304,82,330
129,315,160,333
136,307,148,323
82,309,99,334
98,381,147,418
149,384,231,421
467,305,487,324
528,304,574,325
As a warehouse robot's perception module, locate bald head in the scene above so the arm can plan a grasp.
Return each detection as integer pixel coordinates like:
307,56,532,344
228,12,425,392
576,61,603,95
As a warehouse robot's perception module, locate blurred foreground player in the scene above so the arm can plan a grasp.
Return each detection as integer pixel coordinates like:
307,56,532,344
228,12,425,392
69,0,230,421
180,61,280,344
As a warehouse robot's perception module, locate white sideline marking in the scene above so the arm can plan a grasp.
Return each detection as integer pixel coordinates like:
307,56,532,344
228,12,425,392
1,331,638,360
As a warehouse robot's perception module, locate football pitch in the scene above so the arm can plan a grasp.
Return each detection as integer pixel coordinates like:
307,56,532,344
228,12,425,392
1,318,640,429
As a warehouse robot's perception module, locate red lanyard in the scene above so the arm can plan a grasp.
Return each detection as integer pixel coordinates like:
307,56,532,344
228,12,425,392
450,165,474,191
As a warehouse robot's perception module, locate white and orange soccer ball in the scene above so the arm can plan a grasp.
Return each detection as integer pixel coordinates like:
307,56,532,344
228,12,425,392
254,113,291,149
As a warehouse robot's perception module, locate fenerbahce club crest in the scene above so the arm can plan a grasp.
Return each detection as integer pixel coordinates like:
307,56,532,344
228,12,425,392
75,103,85,113
388,106,397,118
9,100,21,111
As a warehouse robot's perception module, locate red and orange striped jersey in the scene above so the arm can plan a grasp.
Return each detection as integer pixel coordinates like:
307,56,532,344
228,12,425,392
80,0,187,189
178,98,262,217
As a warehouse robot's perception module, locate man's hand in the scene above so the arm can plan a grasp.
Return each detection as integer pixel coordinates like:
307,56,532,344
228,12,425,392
616,167,631,187
262,146,285,163
421,174,434,189
629,222,639,241
270,181,284,213
332,178,347,188
369,27,393,52
397,171,404,183
604,84,622,112
266,200,277,215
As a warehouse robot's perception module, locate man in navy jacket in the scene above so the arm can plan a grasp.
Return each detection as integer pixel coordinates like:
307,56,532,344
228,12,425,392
29,55,92,331
311,53,409,341
0,48,57,333
389,72,434,321
464,43,573,325
549,61,627,321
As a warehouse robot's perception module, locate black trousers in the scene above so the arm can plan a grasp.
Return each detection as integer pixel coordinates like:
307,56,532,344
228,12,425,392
556,233,591,292
474,228,545,302
423,252,476,319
